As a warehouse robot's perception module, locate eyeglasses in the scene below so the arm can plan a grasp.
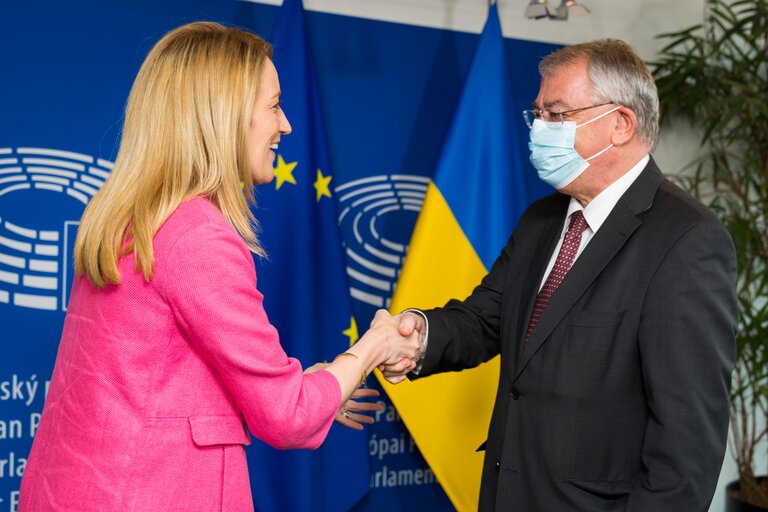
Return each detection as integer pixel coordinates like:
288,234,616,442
522,102,615,128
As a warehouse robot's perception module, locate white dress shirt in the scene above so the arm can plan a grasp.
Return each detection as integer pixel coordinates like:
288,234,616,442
537,154,650,290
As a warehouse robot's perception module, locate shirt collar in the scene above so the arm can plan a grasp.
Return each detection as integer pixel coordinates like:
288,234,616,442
566,154,650,233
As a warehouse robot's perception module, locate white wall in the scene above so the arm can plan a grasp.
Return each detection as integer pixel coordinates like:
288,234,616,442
245,1,736,509
245,0,707,175
248,0,704,62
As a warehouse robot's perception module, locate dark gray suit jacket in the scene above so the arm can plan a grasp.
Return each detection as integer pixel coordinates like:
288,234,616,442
416,160,737,511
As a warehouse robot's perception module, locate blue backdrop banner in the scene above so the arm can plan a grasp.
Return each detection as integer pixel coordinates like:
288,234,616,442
0,2,556,510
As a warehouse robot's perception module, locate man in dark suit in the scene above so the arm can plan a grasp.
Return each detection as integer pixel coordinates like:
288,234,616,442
380,39,737,511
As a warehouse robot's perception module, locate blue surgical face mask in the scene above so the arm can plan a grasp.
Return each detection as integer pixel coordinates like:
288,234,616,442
528,106,620,189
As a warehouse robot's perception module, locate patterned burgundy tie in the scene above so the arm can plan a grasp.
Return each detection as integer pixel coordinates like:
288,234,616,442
524,210,589,344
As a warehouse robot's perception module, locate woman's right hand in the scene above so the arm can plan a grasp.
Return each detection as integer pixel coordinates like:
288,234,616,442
363,309,423,367
321,310,423,407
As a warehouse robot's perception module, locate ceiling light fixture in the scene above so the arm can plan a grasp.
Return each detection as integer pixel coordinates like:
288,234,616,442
553,0,591,20
525,0,557,19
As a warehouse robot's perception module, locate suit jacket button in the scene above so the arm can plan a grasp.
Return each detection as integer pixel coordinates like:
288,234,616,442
511,388,520,400
494,460,500,472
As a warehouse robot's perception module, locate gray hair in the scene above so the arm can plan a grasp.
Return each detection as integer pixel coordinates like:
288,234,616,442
539,39,659,151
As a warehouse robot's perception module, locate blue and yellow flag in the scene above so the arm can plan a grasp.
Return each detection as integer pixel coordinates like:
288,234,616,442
239,0,370,510
380,5,530,510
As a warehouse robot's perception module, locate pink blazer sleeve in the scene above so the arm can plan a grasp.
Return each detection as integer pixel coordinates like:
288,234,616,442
157,220,341,450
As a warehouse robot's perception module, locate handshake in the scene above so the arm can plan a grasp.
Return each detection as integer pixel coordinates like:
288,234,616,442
364,310,427,384
309,310,428,431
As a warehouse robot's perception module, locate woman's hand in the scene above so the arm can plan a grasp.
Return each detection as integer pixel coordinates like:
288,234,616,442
322,310,423,408
366,309,423,366
305,361,383,429
336,388,383,430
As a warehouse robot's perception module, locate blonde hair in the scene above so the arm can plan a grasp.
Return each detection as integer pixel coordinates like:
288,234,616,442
75,22,271,287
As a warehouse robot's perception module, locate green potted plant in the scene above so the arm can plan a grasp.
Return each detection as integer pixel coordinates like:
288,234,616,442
650,0,768,509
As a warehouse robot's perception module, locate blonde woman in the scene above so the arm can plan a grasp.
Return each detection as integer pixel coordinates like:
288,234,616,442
19,22,419,512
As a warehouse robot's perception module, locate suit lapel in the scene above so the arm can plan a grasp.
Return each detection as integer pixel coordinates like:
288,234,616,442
512,196,569,369
512,159,664,382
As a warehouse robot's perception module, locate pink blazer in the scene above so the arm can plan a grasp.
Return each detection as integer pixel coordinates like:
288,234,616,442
20,197,341,512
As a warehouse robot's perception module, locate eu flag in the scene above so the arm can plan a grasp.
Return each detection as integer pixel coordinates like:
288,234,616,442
239,0,371,510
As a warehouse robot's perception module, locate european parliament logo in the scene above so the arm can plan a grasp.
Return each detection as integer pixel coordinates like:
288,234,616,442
336,174,427,309
0,147,112,311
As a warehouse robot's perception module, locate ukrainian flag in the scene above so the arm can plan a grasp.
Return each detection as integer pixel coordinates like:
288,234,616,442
380,5,531,510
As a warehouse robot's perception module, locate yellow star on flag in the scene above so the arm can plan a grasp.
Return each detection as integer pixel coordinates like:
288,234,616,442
342,317,359,347
313,168,332,202
273,155,298,190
